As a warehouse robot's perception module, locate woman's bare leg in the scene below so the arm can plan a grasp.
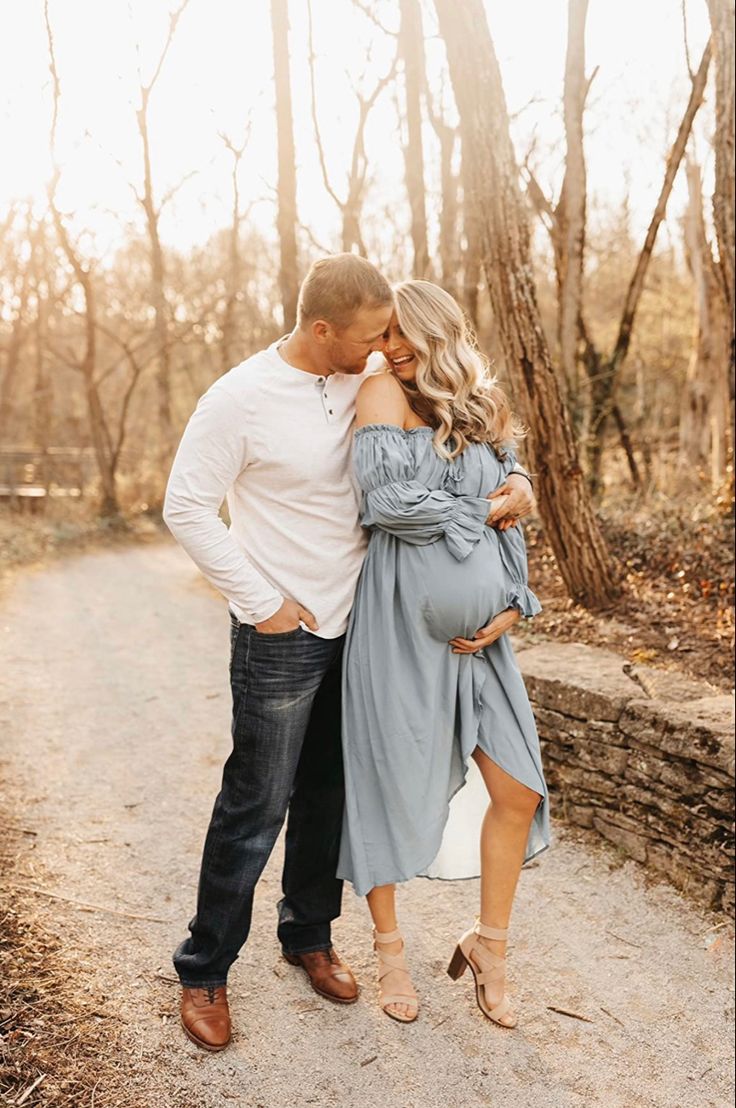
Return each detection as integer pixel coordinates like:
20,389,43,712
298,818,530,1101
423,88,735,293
470,747,541,1023
366,884,417,1020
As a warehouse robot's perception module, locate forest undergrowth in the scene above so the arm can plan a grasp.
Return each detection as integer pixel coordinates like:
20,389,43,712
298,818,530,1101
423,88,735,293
521,467,735,690
0,822,141,1108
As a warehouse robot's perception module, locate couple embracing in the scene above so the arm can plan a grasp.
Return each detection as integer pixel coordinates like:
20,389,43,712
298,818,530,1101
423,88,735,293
163,253,550,1051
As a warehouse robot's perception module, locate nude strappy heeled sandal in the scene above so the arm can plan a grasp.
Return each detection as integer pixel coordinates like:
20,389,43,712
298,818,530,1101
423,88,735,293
373,927,419,1024
447,920,517,1028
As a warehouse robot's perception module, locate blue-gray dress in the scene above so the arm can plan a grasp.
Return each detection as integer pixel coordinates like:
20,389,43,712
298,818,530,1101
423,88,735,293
337,424,550,897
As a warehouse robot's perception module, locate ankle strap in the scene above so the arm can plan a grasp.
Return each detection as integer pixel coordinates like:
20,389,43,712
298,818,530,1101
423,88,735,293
373,927,402,944
474,921,508,941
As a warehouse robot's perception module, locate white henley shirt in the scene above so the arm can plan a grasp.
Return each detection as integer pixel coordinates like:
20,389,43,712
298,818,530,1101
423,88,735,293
163,341,372,639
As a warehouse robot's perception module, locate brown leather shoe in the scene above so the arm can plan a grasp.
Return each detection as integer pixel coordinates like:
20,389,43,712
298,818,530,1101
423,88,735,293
283,947,359,1004
180,986,232,1051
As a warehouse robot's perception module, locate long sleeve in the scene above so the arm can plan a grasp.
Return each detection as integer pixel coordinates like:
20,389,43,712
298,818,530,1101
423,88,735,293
497,524,542,619
163,383,283,623
355,425,491,561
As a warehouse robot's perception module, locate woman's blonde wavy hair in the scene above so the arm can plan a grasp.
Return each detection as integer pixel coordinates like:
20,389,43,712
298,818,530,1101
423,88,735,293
392,280,522,460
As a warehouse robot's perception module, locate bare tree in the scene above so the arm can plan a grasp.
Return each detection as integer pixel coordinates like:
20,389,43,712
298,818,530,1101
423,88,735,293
434,0,618,608
45,2,153,517
526,22,711,492
30,217,54,459
460,147,483,328
679,158,731,483
271,0,300,331
399,0,429,277
0,204,32,443
219,125,253,373
133,1,191,446
308,0,397,256
558,0,592,404
706,0,735,450
425,76,460,299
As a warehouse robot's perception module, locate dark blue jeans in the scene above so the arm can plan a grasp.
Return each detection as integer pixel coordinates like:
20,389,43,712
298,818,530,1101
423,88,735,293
173,616,345,988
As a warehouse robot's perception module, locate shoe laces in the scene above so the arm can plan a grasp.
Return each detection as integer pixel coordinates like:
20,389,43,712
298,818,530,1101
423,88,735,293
205,986,217,1004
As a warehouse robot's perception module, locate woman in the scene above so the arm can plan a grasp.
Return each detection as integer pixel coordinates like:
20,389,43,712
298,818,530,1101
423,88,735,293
337,281,550,1028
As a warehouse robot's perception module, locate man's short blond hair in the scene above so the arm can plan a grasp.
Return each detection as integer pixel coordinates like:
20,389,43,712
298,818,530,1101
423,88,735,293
297,254,393,331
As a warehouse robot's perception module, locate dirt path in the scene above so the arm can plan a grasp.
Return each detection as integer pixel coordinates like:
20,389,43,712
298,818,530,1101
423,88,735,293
1,541,733,1108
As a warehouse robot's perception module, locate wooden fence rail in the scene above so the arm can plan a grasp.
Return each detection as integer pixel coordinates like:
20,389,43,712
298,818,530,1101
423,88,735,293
0,447,94,512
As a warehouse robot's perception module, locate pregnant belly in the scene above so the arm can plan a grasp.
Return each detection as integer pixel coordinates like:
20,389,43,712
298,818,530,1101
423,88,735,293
419,537,510,642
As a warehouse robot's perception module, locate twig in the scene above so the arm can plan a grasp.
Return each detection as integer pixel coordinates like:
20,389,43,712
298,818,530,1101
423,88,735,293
154,972,180,985
605,929,643,949
681,0,694,80
17,1074,47,1106
351,0,397,36
600,1006,625,1027
11,884,170,923
298,221,334,256
360,1055,378,1067
4,825,38,836
546,1005,595,1023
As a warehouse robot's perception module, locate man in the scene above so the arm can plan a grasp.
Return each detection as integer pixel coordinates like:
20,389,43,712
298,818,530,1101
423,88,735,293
163,254,534,1051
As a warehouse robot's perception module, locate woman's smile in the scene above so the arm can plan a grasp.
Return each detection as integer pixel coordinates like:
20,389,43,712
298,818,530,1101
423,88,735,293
388,352,415,370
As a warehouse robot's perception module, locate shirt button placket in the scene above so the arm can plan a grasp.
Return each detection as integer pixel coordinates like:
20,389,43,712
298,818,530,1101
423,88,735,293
323,382,333,421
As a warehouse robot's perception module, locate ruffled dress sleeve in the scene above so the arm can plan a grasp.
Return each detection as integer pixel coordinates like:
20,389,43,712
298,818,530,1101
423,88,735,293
354,424,491,561
497,521,543,618
482,443,542,619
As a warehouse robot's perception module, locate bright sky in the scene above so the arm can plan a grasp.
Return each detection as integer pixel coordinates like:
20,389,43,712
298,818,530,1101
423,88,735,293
0,0,713,265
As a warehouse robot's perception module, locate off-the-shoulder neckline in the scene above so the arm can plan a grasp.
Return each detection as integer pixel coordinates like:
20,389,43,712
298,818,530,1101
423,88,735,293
354,423,434,436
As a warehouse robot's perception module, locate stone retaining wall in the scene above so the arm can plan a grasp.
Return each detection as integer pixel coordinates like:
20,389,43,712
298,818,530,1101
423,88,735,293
517,643,735,914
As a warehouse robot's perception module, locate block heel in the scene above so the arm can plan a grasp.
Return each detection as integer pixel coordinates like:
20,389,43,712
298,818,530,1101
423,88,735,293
447,945,468,980
448,920,518,1029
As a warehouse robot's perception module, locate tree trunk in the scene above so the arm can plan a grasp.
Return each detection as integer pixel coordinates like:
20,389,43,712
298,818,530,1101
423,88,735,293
706,0,735,457
434,0,618,608
527,38,711,494
585,40,711,493
341,200,366,257
306,0,395,261
399,0,429,277
424,73,459,296
137,104,172,443
0,270,29,443
221,150,243,374
271,0,299,331
436,123,459,299
461,144,482,328
50,209,120,517
0,208,32,442
45,3,120,518
558,0,588,402
31,227,52,470
679,160,731,484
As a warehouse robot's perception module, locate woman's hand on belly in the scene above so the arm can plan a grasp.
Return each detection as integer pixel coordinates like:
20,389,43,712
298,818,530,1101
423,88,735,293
449,607,520,654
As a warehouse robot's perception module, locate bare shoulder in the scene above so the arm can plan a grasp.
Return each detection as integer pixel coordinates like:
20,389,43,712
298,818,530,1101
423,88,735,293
355,372,408,428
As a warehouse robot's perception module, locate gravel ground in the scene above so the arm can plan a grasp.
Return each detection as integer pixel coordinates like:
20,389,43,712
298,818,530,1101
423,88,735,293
1,540,733,1108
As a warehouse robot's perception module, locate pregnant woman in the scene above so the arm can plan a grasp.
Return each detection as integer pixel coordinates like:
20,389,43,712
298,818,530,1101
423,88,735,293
337,281,550,1028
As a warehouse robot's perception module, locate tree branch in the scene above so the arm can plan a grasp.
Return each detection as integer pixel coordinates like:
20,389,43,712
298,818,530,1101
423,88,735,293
610,38,712,373
307,0,346,210
141,0,191,96
351,0,398,37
